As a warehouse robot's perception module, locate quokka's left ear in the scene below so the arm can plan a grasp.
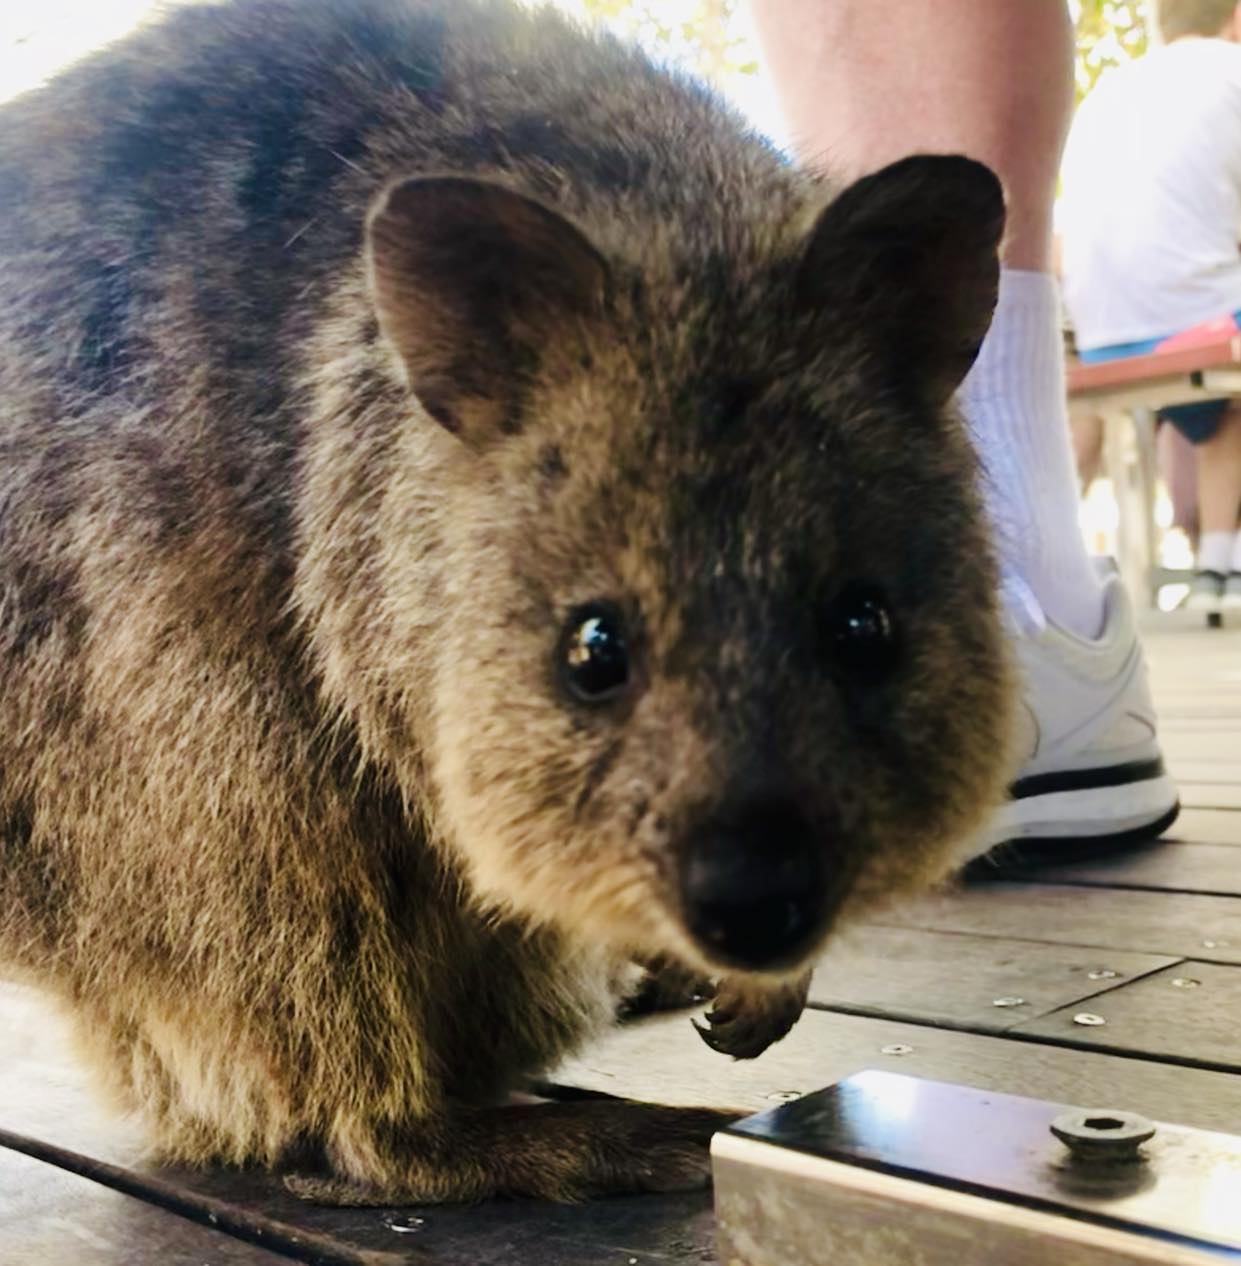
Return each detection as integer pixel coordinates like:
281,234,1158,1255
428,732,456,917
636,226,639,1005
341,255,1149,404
795,154,1006,408
366,175,610,448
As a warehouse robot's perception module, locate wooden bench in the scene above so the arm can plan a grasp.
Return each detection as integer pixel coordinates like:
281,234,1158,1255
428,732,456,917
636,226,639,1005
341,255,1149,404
1066,335,1241,606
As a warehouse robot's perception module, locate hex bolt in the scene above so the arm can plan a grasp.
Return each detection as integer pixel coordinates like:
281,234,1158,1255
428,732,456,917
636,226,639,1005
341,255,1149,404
1051,1110,1156,1163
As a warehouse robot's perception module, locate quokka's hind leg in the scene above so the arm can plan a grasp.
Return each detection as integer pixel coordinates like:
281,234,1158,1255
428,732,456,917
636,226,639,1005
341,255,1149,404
286,1099,740,1205
71,1007,306,1170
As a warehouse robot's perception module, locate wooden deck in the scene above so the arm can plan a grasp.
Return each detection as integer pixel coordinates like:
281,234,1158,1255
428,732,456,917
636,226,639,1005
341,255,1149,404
3,617,1240,1265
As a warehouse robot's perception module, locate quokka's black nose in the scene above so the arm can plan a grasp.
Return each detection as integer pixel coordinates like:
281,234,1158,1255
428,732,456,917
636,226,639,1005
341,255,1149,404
678,797,829,972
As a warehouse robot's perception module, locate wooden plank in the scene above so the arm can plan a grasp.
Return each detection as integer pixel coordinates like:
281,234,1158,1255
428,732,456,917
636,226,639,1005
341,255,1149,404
1,1131,712,1266
1165,759,1241,783
0,983,146,1164
1148,659,1241,675
1152,683,1241,699
1145,642,1241,662
555,1008,1241,1136
1160,718,1241,733
809,926,1176,1029
1153,704,1241,723
1165,807,1241,846
1005,841,1241,896
1152,644,1241,663
1142,624,1241,653
1153,665,1241,682
0,1147,289,1266
1163,731,1241,763
1157,683,1241,695
872,883,1241,963
1154,683,1241,697
1016,961,1241,1071
1148,651,1241,672
143,1167,714,1266
0,982,712,1266
1179,782,1241,810
1150,665,1241,679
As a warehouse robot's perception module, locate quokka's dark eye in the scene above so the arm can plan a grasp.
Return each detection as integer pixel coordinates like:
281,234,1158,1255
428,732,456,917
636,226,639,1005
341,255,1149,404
560,603,631,703
823,584,900,681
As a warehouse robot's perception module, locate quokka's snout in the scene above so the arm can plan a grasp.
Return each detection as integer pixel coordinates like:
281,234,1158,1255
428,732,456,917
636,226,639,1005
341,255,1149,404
674,791,837,973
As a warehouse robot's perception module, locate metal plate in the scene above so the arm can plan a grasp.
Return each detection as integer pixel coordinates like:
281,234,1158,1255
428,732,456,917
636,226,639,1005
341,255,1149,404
718,1071,1241,1262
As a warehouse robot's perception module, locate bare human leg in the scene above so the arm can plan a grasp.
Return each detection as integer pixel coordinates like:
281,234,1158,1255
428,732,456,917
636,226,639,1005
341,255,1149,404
1195,405,1241,538
1192,404,1241,592
749,0,1105,639
749,0,1179,856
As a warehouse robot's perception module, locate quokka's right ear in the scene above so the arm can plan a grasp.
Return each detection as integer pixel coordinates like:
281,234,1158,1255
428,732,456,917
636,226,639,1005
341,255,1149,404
366,175,610,449
794,155,1006,409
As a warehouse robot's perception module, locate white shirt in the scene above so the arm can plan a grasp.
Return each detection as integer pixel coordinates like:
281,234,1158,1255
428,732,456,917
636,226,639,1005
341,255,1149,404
1059,38,1241,350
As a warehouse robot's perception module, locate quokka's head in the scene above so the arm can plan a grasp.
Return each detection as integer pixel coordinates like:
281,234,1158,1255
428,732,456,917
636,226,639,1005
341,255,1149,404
365,155,1017,978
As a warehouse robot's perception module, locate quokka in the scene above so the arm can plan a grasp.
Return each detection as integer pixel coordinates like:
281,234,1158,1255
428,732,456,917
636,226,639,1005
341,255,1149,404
0,0,1014,1202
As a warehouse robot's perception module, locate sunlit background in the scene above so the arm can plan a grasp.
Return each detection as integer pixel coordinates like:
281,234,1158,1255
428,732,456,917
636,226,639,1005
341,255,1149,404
3,0,1183,596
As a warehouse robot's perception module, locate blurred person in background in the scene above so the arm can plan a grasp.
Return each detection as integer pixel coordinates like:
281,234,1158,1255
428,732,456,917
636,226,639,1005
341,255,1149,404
1060,0,1241,613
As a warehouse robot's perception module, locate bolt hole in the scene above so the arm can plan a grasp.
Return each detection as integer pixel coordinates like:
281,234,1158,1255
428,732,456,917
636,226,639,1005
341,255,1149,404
1083,1116,1126,1131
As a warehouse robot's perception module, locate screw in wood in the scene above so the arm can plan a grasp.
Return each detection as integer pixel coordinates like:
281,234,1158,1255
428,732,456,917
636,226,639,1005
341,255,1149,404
992,996,1027,1007
384,1215,425,1234
1073,1012,1106,1026
880,1043,914,1056
1087,969,1119,980
1171,977,1202,989
766,1091,800,1102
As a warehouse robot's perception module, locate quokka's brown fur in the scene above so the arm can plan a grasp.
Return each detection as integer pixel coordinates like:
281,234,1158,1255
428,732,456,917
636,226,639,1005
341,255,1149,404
0,0,1016,1202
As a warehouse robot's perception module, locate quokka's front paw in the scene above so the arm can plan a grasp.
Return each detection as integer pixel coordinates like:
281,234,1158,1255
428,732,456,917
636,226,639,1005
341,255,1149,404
620,953,713,1018
694,970,811,1059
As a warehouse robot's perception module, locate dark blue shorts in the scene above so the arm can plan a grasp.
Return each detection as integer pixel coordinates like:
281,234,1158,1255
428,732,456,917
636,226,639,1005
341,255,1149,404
1079,310,1241,445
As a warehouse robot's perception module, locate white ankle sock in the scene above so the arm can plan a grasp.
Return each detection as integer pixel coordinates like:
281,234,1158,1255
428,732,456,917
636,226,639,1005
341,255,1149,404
1232,531,1241,574
1199,530,1235,575
958,269,1106,639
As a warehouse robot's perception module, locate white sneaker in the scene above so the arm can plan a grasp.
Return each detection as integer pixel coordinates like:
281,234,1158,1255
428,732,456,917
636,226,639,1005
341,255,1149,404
967,561,1179,872
1184,569,1226,614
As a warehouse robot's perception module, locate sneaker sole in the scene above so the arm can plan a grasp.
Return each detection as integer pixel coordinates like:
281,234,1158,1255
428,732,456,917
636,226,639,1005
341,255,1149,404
965,759,1179,877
